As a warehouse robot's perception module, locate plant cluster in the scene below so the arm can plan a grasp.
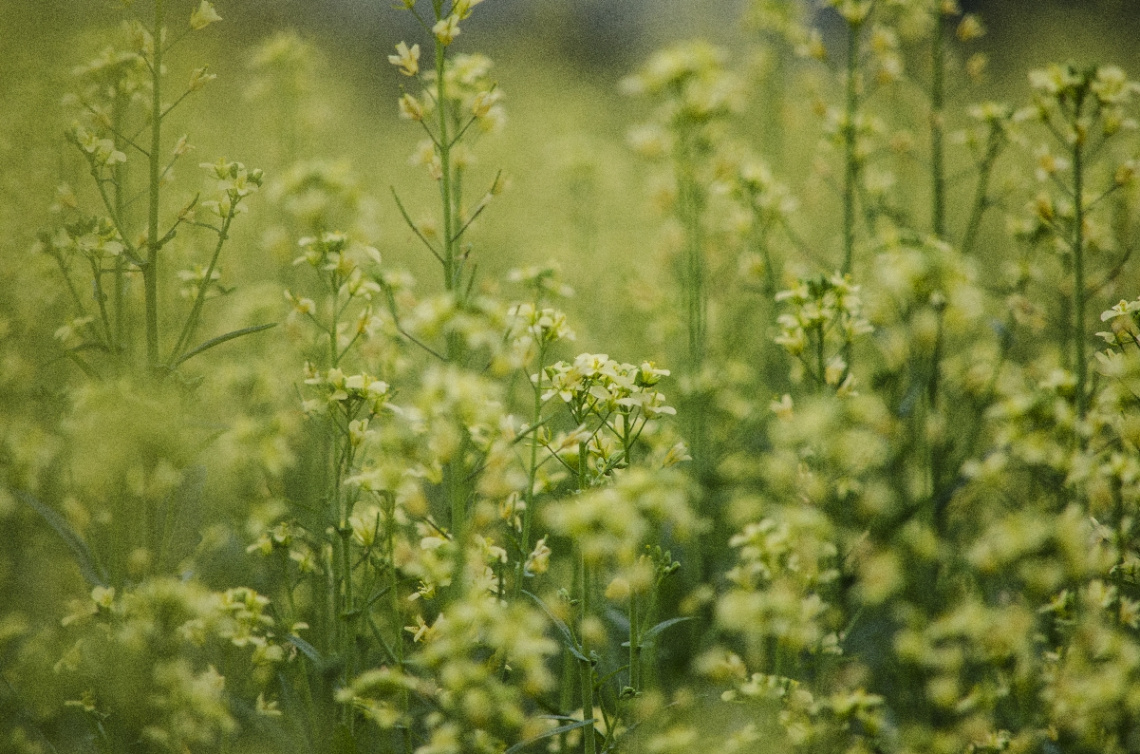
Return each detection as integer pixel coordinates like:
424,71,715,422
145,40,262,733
6,1,1140,754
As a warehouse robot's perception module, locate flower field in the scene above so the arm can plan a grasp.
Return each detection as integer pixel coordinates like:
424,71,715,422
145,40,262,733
5,2,1140,753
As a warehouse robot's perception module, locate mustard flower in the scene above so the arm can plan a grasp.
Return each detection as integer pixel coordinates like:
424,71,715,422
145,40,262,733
433,14,461,45
1091,65,1139,105
388,41,420,77
956,14,985,42
189,1,222,30
453,0,485,19
507,303,575,345
187,66,216,91
524,536,551,575
506,264,575,299
54,315,95,347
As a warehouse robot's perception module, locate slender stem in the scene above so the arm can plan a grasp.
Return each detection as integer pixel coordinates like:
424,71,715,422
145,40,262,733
579,550,596,754
168,213,232,365
678,136,706,375
629,592,640,692
816,323,826,390
559,645,575,753
755,223,778,299
50,250,88,317
841,17,861,276
961,129,1001,255
330,431,343,649
383,493,412,754
514,339,546,600
339,523,355,731
578,439,588,492
1113,477,1127,624
675,127,708,491
329,275,341,367
145,0,164,373
928,306,947,532
574,439,596,754
89,258,114,348
331,408,359,730
1073,123,1087,418
435,39,455,296
930,17,946,239
448,445,467,547
112,91,127,360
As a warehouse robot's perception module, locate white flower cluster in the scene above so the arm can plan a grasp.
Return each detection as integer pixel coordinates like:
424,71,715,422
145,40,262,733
301,363,391,415
506,303,575,347
541,353,675,423
197,158,264,219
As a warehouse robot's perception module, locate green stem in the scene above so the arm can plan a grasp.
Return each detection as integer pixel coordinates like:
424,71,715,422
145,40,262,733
755,223,778,299
514,340,546,600
676,128,708,490
559,646,575,752
841,17,861,276
145,0,165,373
112,92,127,360
928,306,947,530
678,136,706,375
578,439,588,492
168,213,232,365
930,18,946,239
332,423,358,729
815,323,826,390
435,29,469,589
448,447,467,547
89,258,113,349
961,128,1001,255
330,438,343,647
1072,123,1088,419
575,439,596,754
579,550,596,754
435,39,456,297
339,523,354,730
629,593,641,692
384,492,412,754
1113,477,1127,624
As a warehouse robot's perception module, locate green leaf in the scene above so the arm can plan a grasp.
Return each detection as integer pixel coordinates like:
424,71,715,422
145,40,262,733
286,633,326,667
639,616,694,646
504,718,596,754
522,590,589,662
172,322,276,368
154,464,205,573
14,489,108,587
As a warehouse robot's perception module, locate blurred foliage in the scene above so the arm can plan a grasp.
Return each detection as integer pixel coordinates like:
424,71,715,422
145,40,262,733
6,1,1140,754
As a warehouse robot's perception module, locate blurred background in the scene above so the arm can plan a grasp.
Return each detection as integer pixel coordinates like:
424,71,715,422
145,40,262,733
4,0,1140,347
7,0,1140,75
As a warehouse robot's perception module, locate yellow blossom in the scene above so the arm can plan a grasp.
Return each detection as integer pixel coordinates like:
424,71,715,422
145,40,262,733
387,41,420,77
190,0,222,30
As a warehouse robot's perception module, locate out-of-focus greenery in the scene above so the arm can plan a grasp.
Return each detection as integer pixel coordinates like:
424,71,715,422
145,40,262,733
7,2,1140,754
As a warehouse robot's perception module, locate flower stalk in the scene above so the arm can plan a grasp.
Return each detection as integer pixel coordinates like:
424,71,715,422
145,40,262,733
145,0,166,373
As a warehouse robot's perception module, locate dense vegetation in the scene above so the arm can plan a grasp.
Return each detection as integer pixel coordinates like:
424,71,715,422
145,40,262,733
5,1,1140,753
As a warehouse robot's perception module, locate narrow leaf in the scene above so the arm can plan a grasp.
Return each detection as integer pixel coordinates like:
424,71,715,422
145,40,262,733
286,633,326,667
639,616,694,644
505,719,596,754
391,187,444,264
173,322,276,367
14,490,108,587
522,590,589,662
